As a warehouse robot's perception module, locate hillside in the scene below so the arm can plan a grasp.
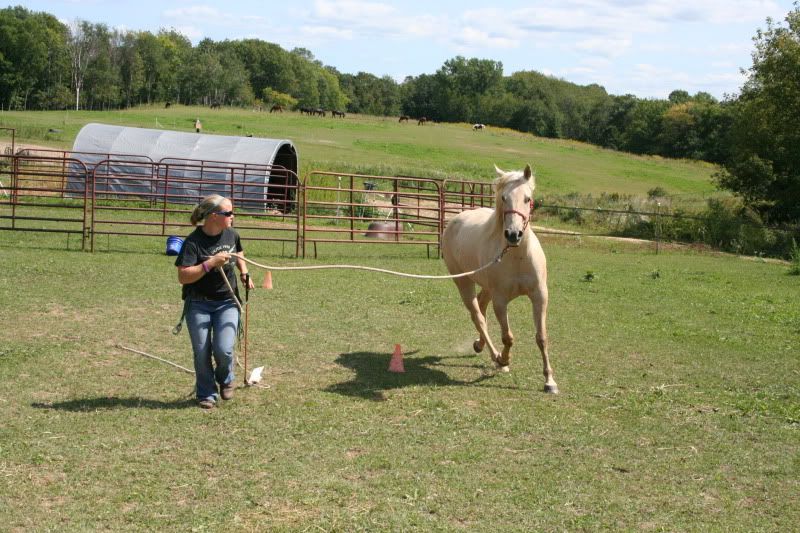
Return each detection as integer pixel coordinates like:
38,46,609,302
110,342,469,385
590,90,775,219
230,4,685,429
0,106,718,197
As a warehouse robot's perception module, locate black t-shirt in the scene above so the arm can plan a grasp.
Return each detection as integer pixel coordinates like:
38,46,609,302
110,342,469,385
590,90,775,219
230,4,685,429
175,227,243,300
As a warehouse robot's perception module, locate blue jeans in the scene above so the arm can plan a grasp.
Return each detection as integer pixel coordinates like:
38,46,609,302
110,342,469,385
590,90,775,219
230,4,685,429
186,298,239,402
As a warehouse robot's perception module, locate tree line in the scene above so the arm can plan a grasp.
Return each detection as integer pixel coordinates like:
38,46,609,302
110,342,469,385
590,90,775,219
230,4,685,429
1,5,798,223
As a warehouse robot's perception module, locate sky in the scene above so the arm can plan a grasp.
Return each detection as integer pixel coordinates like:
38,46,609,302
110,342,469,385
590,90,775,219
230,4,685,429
15,0,798,99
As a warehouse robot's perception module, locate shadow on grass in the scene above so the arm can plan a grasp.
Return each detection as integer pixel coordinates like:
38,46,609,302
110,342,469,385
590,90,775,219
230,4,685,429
325,350,528,401
32,396,196,411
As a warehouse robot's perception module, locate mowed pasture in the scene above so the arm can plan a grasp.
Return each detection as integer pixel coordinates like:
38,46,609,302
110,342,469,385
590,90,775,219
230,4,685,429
0,231,798,531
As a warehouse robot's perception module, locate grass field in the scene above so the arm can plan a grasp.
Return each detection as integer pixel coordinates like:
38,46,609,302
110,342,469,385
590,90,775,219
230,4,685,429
0,104,719,198
1,107,796,531
0,230,798,531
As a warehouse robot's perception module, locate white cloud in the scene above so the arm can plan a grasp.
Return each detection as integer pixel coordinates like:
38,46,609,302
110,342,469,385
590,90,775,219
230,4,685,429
163,4,268,28
573,36,632,58
453,27,520,50
300,25,354,40
173,25,203,41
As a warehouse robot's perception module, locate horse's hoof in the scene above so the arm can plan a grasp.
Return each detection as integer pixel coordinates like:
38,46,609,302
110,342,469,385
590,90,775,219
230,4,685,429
544,384,559,394
473,340,483,353
498,365,510,373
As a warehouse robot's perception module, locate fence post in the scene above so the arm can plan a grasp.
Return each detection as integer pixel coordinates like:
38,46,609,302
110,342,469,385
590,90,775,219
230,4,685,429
655,201,661,255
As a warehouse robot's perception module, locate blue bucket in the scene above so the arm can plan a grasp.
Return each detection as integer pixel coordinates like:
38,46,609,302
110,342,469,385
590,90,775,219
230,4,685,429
166,235,184,256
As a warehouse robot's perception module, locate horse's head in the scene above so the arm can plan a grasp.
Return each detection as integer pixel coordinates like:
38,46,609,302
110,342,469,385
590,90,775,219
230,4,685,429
495,164,535,246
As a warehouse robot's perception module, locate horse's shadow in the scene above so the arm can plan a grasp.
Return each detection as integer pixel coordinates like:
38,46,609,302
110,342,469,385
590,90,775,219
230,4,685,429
32,396,196,412
324,350,511,401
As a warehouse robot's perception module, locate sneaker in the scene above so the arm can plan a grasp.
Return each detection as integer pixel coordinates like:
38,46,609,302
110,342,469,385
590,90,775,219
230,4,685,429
198,399,216,409
220,383,235,401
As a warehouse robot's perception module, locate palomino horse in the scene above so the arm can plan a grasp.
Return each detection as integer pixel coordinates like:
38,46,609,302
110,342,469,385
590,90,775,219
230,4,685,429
441,164,558,393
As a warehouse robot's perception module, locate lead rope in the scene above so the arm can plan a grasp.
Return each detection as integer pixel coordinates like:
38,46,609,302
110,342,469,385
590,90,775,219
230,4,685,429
230,247,511,279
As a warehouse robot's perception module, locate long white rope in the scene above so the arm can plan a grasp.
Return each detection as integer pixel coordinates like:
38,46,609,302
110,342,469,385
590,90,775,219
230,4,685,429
118,344,195,374
231,248,509,280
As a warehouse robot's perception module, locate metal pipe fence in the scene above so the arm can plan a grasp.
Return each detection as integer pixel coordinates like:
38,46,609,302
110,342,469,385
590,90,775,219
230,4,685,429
1,152,797,257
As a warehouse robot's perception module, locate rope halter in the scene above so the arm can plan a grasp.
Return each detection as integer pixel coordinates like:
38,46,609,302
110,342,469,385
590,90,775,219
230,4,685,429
503,199,535,232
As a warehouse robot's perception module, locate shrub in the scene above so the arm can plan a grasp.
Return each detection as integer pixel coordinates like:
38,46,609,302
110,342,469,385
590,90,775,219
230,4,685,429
647,186,668,200
789,240,800,276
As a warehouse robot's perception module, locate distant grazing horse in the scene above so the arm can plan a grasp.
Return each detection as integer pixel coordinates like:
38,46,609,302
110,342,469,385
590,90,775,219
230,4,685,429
441,164,557,393
417,116,427,125
399,115,410,123
270,104,284,113
473,123,485,131
165,101,172,109
331,110,345,118
210,102,221,109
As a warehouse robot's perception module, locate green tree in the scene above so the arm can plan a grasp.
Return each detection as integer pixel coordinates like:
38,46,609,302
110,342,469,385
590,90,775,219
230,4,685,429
231,39,294,98
263,87,297,109
433,56,503,122
620,98,669,154
399,73,438,119
339,72,399,115
157,30,191,104
0,6,70,110
82,24,119,110
117,32,144,107
66,19,105,110
718,5,800,222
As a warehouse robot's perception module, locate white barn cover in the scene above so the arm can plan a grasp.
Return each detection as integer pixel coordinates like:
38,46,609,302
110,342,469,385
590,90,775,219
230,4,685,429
67,123,298,211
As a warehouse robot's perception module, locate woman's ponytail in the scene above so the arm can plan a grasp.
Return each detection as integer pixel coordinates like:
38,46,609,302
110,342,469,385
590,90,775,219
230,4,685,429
190,194,225,225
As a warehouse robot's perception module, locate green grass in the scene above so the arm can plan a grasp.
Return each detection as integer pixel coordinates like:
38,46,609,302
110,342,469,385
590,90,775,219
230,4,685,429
0,105,718,197
0,232,798,531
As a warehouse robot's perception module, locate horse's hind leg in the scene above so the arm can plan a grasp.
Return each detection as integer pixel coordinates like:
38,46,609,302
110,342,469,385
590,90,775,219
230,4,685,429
530,288,558,394
472,288,492,353
453,279,501,365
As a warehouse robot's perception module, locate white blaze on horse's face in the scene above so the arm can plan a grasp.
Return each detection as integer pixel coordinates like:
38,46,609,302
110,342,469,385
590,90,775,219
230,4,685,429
496,164,534,247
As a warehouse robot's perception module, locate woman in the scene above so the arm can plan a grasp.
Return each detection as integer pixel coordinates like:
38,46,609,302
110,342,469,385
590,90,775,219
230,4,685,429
175,194,255,409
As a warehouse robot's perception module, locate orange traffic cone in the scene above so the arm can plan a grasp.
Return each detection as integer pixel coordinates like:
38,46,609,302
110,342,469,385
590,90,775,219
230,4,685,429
262,271,273,289
388,344,404,373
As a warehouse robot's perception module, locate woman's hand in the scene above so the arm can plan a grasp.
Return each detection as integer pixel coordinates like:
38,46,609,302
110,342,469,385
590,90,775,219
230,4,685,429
206,252,231,269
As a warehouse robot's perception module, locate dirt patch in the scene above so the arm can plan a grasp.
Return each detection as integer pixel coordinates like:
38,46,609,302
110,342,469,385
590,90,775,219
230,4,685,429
0,141,58,155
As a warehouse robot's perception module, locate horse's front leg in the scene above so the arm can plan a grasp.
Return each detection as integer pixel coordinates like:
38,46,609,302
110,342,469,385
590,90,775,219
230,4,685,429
472,288,492,354
454,280,501,365
530,289,558,394
491,296,513,372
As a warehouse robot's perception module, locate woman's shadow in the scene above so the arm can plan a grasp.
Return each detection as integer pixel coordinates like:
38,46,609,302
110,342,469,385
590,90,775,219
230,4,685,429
32,396,196,412
324,349,499,401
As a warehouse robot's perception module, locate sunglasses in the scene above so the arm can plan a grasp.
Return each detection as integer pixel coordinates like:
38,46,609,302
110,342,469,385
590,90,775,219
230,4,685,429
214,210,234,217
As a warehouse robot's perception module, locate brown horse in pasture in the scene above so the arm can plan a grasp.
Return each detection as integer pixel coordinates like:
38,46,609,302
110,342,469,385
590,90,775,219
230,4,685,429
418,116,427,125
331,110,345,118
270,104,284,113
399,115,410,123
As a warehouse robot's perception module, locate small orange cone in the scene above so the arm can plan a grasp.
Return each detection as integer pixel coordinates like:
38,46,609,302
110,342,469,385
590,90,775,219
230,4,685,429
388,344,404,373
262,271,273,289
